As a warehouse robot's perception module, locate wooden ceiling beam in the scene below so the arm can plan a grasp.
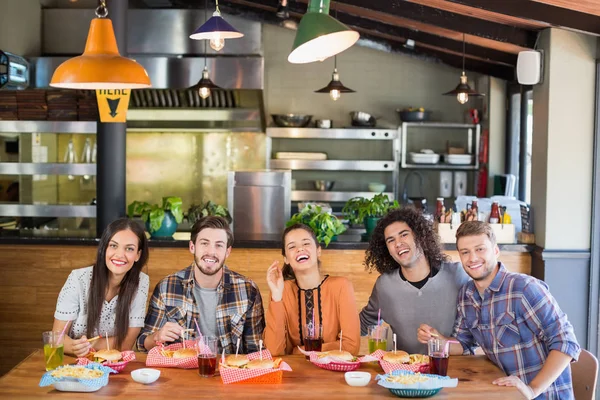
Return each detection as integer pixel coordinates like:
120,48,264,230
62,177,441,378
532,0,600,17
447,0,600,35
334,0,537,47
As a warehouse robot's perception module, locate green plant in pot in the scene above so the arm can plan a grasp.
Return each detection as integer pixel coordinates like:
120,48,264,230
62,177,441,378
187,201,232,225
287,205,346,247
343,194,400,239
127,196,184,239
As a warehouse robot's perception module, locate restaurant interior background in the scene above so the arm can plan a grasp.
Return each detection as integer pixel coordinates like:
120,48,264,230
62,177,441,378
0,0,599,380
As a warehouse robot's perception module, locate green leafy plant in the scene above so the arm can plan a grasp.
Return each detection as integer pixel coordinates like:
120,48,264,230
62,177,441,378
187,201,232,224
286,205,346,247
343,194,400,224
127,196,184,233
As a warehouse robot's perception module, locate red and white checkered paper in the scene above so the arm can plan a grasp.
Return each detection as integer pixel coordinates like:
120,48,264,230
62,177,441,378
76,350,136,373
297,347,361,372
146,340,202,369
219,349,292,384
362,349,430,374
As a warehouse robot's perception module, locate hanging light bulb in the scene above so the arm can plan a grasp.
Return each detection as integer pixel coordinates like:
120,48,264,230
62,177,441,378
190,0,244,52
209,37,225,51
330,89,341,101
315,55,355,101
194,65,220,99
442,33,484,104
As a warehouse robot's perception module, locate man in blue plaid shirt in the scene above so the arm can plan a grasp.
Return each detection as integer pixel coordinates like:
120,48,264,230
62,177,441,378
137,216,265,354
418,221,580,399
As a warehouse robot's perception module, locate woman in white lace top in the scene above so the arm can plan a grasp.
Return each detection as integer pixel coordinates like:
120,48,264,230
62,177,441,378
52,218,150,357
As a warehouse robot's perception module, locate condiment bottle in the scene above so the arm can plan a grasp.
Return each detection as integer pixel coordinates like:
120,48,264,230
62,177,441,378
435,198,444,222
489,201,500,224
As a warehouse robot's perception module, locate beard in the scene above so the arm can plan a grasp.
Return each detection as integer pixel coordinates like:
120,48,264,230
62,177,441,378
194,254,225,276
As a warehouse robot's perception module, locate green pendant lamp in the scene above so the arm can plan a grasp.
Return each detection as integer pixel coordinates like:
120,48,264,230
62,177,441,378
288,0,359,64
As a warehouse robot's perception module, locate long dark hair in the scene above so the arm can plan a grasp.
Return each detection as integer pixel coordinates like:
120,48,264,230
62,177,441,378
280,223,321,280
364,206,448,274
87,218,149,348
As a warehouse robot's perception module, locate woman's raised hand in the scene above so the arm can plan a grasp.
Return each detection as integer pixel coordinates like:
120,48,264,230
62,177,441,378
266,261,285,302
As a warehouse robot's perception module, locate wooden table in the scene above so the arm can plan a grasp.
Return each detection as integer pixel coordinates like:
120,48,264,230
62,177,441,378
0,351,522,399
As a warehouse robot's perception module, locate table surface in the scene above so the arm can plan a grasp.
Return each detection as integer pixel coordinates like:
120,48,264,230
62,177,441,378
0,351,522,399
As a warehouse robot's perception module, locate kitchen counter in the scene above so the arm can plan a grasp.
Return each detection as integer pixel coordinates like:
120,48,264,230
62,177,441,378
0,231,534,252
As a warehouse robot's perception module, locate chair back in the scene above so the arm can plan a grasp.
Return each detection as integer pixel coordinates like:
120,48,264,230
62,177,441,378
571,349,599,400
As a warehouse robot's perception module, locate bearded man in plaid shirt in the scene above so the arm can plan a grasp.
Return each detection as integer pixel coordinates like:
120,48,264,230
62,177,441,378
418,221,580,399
137,216,265,354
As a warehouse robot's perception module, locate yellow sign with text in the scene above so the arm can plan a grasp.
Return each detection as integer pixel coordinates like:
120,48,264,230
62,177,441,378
95,89,132,123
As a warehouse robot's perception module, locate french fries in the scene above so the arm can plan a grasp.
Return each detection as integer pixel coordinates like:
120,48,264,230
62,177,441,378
408,354,430,364
386,373,429,384
50,365,104,379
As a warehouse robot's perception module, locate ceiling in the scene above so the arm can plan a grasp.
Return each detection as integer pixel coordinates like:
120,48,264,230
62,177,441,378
41,0,600,81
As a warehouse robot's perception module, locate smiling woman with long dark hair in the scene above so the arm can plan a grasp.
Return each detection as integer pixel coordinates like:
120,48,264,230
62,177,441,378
52,218,150,357
263,223,360,356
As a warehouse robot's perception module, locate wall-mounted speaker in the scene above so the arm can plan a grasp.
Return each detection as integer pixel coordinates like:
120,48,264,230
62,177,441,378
517,50,544,85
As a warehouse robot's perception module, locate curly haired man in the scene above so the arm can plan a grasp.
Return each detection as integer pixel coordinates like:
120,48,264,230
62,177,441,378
359,207,470,354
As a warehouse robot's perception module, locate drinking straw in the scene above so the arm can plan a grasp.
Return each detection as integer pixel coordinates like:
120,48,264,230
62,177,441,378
48,321,71,361
393,333,397,354
259,339,263,361
221,349,226,365
182,330,186,349
235,338,240,356
339,330,343,352
194,318,202,338
444,339,459,355
105,332,109,350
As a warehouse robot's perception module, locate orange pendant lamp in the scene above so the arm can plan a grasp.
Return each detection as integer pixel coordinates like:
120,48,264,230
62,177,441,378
50,1,150,89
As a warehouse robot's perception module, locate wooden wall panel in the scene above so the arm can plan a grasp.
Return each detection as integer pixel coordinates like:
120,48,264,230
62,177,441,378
0,244,531,376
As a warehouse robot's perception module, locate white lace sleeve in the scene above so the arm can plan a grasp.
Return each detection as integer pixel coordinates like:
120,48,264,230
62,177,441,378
129,273,150,328
54,270,82,321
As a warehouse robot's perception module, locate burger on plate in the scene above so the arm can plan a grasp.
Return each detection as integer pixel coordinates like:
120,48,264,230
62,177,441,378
93,349,123,363
172,348,198,359
319,350,356,362
382,350,410,364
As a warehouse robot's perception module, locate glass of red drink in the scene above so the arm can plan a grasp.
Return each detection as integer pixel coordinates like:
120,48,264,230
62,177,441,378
427,338,449,376
197,336,218,377
302,323,323,360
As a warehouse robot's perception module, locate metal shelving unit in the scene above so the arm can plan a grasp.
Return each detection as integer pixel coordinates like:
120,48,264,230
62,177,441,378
266,127,399,202
400,122,481,170
0,120,98,219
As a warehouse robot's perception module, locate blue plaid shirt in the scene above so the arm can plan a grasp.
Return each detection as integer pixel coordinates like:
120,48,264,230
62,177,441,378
454,263,581,399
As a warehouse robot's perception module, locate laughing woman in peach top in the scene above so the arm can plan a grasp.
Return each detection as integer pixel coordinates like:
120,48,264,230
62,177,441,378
264,223,360,356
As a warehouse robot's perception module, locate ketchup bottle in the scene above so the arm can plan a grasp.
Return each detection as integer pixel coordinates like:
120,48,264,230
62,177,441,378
489,201,500,224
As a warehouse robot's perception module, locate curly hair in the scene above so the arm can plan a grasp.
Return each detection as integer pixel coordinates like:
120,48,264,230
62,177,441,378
364,206,448,274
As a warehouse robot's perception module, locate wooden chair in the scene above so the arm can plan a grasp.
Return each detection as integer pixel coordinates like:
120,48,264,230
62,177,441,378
571,349,599,400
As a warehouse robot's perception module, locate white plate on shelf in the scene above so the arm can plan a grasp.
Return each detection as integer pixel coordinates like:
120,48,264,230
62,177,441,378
409,152,440,164
275,152,327,160
444,154,474,165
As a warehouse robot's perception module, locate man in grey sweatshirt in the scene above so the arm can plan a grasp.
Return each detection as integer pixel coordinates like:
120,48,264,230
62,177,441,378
359,207,470,355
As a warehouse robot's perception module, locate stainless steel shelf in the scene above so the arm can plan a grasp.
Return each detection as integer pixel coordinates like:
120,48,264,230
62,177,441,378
0,163,96,175
267,127,397,140
401,122,478,129
0,204,96,217
403,163,478,170
270,159,396,171
292,190,395,202
0,121,97,134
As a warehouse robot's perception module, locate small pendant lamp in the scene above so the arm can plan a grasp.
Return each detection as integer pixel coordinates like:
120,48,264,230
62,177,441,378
191,41,221,100
189,0,244,52
442,33,484,104
50,0,150,89
314,54,355,101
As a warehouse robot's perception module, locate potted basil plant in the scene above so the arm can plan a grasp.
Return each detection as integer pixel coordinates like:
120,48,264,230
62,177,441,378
187,201,232,224
127,196,184,238
287,205,346,247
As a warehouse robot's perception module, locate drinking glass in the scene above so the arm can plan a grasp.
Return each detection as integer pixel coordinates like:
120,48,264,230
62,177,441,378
368,325,388,353
197,336,218,377
428,337,450,376
302,323,323,359
43,331,65,371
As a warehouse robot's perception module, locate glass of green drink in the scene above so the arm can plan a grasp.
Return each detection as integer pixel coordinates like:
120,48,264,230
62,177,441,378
368,325,388,354
43,331,65,371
